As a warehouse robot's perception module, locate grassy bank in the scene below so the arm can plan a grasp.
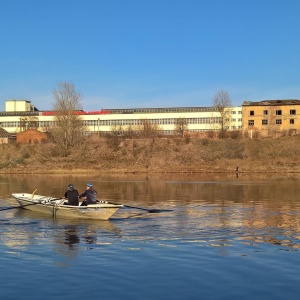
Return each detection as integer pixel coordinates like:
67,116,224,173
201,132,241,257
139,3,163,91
1,135,300,174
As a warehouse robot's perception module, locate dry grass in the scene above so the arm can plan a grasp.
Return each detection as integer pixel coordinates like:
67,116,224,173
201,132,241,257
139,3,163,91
1,134,300,174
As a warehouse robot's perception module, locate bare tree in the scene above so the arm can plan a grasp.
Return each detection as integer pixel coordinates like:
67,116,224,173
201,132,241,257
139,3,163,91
19,116,39,131
136,119,161,137
213,90,232,138
174,117,188,137
50,82,85,154
109,123,123,137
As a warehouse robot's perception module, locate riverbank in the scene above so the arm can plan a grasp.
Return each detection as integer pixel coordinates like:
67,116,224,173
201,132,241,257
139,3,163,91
1,135,300,174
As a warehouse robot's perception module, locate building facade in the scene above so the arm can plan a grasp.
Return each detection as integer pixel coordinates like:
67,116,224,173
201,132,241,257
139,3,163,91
0,100,243,136
242,99,300,137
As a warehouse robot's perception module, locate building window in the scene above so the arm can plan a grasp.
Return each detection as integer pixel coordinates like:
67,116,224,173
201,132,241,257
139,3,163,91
231,111,236,114
262,120,268,125
290,119,295,124
263,110,268,115
276,119,282,125
250,111,254,116
248,120,254,126
290,109,296,115
276,110,282,115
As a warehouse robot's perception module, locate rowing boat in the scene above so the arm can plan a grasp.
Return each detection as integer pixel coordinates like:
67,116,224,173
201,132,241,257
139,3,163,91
11,193,123,220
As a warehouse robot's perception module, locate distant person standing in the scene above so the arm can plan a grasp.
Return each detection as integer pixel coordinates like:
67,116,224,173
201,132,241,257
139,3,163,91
79,182,97,206
64,184,79,206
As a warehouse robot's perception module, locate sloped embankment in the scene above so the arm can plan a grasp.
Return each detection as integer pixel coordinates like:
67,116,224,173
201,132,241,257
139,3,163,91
1,135,300,174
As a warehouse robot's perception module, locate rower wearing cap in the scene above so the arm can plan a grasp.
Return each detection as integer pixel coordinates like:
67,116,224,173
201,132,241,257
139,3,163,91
79,182,97,206
64,183,79,206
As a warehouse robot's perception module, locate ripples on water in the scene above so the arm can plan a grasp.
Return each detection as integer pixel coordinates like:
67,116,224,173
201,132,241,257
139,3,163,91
1,174,300,300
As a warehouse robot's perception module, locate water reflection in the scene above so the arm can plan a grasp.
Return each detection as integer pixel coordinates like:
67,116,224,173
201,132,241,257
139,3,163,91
1,173,300,254
0,208,122,260
187,201,300,251
64,226,80,249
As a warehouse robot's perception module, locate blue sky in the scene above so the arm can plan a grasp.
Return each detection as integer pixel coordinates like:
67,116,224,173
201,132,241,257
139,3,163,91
0,0,300,111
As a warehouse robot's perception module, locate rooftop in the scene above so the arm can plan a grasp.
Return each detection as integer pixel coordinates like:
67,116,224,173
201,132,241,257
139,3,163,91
242,99,300,106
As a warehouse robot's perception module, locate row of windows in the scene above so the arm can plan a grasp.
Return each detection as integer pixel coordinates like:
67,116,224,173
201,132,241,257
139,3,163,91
224,118,242,123
1,117,225,128
0,108,243,117
231,111,242,114
0,111,40,117
114,108,241,114
0,116,243,129
249,109,297,116
248,119,295,126
84,117,226,127
0,121,56,128
108,107,220,114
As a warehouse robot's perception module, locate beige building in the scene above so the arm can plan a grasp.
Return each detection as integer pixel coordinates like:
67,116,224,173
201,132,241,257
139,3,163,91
5,100,38,112
242,99,300,137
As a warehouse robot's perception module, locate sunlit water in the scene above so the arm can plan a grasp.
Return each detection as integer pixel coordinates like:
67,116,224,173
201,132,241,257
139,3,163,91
0,173,300,300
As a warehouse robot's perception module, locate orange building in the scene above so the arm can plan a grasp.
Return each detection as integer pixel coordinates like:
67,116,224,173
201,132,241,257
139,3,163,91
242,99,300,137
16,129,48,144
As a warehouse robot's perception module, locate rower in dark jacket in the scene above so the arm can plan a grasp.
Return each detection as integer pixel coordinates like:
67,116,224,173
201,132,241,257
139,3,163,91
64,184,79,206
79,182,97,206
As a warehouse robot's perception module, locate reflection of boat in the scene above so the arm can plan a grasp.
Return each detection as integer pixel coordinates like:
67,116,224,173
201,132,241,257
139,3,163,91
11,193,123,220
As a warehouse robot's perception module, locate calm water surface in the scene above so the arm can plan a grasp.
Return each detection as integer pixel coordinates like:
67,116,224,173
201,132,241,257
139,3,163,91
0,173,300,300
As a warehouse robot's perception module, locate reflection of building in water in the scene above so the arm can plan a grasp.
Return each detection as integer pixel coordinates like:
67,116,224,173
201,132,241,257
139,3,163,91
0,210,49,249
238,202,300,249
178,199,300,250
0,221,41,249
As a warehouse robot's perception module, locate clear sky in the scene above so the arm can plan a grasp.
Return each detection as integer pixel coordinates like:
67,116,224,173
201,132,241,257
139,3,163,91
0,0,300,111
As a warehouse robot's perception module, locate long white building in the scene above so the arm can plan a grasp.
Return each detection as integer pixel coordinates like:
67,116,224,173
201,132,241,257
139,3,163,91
0,100,242,136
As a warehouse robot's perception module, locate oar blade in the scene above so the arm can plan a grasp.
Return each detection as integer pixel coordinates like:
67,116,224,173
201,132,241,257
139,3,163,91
148,208,173,213
100,200,172,214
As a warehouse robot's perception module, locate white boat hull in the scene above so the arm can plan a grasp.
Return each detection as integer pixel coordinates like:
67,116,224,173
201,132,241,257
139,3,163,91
11,193,123,220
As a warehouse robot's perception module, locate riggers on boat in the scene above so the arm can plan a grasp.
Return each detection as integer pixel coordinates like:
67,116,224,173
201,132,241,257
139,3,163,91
11,193,123,220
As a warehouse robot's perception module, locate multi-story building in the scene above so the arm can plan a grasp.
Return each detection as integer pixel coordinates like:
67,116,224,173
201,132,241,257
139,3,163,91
242,99,300,137
0,100,242,136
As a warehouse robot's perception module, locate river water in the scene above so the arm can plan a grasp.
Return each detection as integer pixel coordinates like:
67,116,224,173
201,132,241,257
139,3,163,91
0,173,300,300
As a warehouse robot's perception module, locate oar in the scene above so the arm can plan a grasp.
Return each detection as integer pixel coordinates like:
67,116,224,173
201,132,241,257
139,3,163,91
31,189,38,199
103,200,170,213
122,204,164,213
0,202,41,211
0,198,62,212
